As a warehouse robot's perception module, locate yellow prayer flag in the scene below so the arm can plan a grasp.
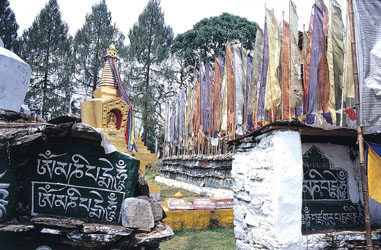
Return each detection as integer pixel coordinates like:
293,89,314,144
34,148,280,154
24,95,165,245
368,145,381,203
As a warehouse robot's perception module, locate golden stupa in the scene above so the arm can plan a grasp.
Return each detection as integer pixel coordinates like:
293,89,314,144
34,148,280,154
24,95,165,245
80,44,156,174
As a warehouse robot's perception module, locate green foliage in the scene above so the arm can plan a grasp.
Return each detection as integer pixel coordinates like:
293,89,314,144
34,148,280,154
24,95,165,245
19,0,72,119
171,13,260,86
73,0,126,98
0,0,18,51
128,0,174,149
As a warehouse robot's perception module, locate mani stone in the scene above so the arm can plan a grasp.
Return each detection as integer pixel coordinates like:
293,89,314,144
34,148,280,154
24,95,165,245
0,42,31,112
121,198,154,232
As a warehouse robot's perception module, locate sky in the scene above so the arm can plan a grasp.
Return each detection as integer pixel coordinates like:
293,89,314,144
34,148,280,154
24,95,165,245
9,0,347,43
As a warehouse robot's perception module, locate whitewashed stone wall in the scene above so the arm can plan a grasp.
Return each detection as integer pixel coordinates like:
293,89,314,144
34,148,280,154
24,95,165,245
233,131,381,249
232,130,303,249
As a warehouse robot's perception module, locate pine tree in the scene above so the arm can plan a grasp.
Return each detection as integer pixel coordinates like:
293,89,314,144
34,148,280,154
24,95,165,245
0,0,19,50
73,0,125,98
19,0,71,119
128,0,174,149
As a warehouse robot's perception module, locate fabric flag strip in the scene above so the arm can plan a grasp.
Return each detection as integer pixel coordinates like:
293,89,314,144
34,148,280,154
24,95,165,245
289,0,303,111
327,0,344,125
282,20,291,120
213,56,223,135
304,9,314,116
250,29,264,129
179,88,186,140
367,142,381,203
343,9,355,101
233,47,244,135
226,43,235,138
257,21,269,122
204,62,210,134
317,0,331,125
220,48,228,132
245,55,253,131
265,8,282,114
306,4,324,124
107,58,138,152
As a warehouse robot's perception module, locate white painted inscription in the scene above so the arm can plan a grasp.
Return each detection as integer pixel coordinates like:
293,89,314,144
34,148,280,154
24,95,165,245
0,170,10,218
36,150,128,191
32,182,125,222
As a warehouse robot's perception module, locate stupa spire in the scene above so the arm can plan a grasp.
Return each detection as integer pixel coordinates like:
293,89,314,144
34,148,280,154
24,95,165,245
99,43,119,88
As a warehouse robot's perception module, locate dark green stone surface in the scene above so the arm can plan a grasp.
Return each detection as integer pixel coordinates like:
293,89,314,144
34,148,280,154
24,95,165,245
27,138,139,223
302,146,364,231
0,149,18,221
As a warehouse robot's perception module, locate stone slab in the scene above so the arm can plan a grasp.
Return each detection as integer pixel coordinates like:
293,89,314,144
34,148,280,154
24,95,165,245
166,198,193,210
192,198,216,210
215,198,234,209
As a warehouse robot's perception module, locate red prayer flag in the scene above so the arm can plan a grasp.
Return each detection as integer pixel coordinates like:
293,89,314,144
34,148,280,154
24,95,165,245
345,108,357,121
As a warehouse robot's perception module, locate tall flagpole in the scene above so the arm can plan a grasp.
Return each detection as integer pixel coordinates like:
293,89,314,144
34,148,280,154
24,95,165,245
348,0,373,248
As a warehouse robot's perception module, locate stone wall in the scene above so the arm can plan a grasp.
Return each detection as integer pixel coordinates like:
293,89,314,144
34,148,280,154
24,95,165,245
232,130,303,249
160,154,233,190
231,127,381,249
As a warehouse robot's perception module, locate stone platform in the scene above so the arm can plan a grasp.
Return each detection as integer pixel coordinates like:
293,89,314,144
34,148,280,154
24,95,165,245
162,198,234,231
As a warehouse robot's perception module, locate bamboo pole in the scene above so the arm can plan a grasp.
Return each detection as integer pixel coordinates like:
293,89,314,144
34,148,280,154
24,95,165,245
348,0,373,248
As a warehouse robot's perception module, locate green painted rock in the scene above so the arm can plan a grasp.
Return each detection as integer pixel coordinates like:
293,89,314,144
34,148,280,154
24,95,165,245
0,149,18,221
27,138,139,223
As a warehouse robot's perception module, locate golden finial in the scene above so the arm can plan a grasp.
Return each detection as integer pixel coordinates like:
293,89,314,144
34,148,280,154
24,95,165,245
105,43,118,60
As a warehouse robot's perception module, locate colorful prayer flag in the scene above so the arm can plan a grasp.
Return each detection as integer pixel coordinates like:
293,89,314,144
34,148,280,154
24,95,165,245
368,143,381,203
265,8,282,113
289,0,303,110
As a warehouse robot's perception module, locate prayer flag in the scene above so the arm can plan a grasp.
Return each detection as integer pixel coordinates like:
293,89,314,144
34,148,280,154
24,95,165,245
265,8,282,113
306,4,324,124
368,143,381,203
258,20,269,122
317,0,330,124
233,47,244,135
345,108,357,121
282,20,291,120
343,8,355,100
304,10,313,115
226,43,235,138
220,47,229,132
327,0,344,125
289,0,303,110
249,29,264,129
213,56,224,134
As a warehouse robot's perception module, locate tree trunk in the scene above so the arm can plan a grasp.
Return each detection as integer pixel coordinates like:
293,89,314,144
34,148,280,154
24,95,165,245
143,22,153,144
42,31,51,118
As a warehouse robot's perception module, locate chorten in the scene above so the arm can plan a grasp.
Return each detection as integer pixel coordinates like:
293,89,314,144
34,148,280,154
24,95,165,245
81,44,156,173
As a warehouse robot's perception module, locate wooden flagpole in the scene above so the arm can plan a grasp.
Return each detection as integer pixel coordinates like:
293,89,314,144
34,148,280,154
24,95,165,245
348,0,373,248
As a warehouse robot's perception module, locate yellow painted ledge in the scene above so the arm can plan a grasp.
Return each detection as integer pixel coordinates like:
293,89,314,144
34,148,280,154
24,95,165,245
163,207,234,231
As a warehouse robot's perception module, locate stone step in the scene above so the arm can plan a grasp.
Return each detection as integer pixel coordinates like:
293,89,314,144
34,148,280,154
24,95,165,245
133,153,156,161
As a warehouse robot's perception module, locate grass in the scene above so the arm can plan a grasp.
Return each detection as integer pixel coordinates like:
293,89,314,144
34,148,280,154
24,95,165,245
153,180,200,199
160,227,236,250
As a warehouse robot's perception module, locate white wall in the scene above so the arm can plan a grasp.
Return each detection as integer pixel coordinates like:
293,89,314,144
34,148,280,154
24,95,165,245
232,130,303,249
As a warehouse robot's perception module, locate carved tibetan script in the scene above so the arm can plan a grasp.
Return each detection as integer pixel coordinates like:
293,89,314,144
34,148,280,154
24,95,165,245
28,138,139,223
302,146,364,231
